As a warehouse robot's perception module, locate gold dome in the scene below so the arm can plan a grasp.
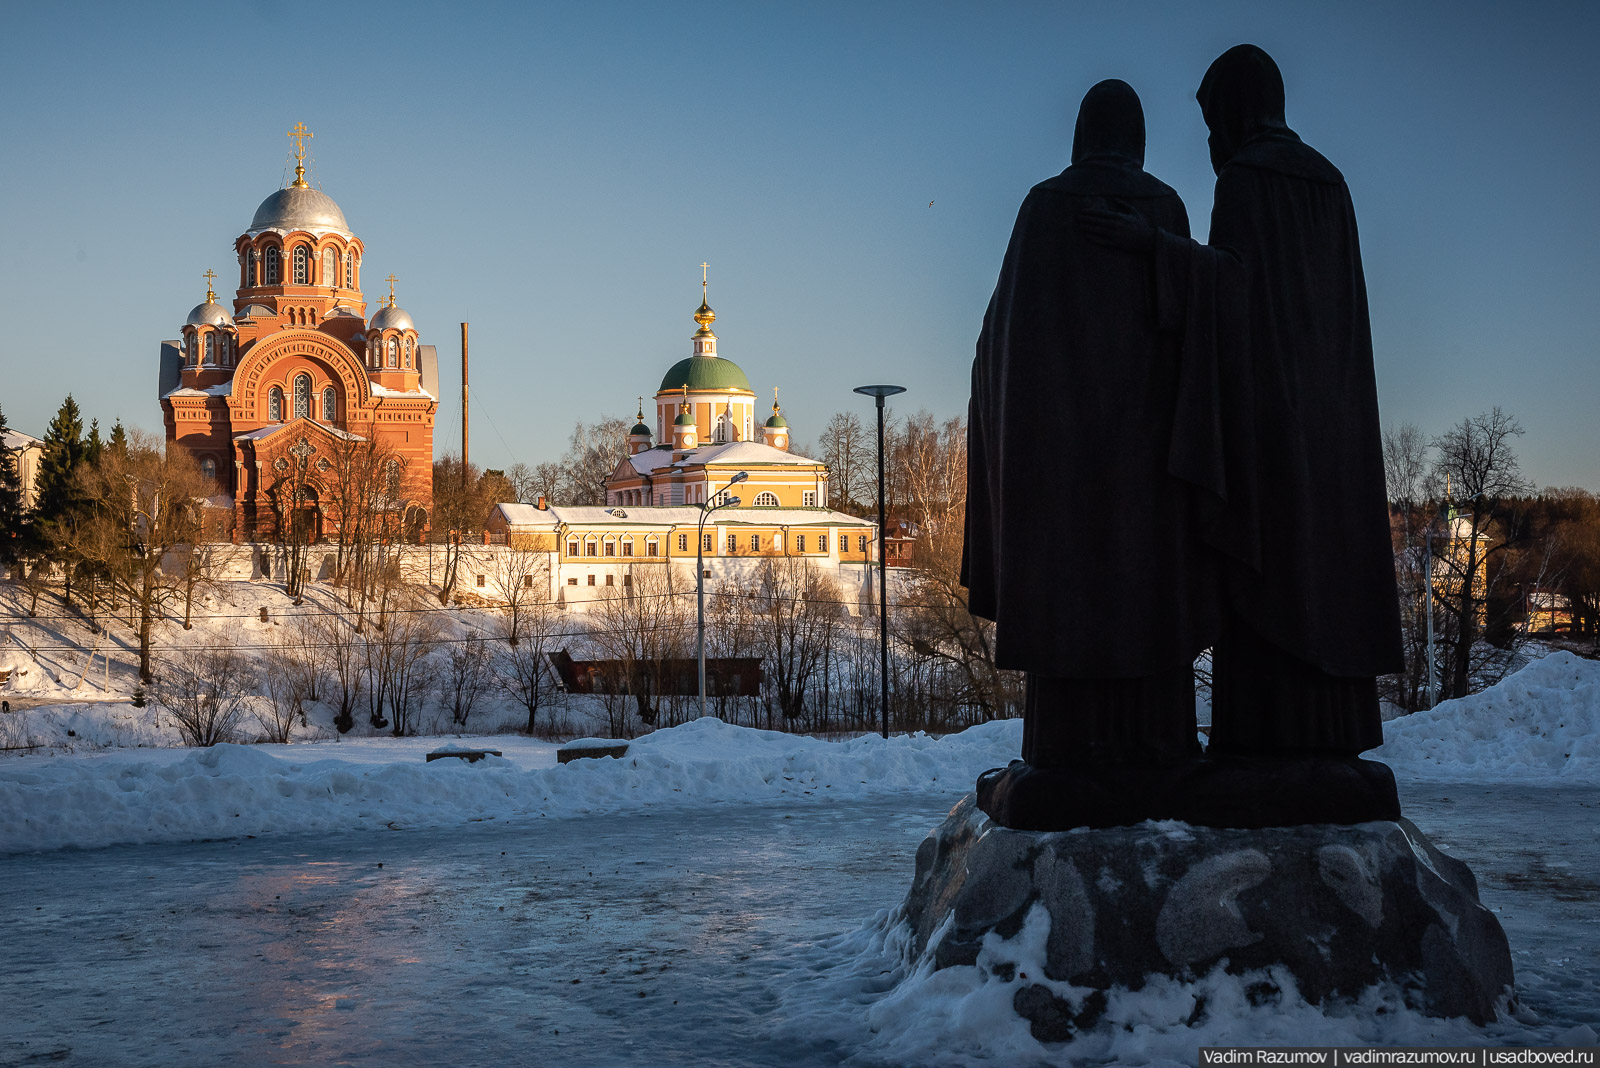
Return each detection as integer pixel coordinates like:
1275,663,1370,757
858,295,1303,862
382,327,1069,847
693,297,716,338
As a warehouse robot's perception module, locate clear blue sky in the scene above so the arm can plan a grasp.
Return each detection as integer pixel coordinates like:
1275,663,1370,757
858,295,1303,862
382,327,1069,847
3,1,1596,489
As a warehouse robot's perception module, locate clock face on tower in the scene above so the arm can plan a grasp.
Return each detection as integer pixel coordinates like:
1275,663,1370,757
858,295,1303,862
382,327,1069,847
775,435,786,448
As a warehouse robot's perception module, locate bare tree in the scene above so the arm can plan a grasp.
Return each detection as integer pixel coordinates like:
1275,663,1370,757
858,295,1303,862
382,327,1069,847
432,453,495,603
69,430,207,681
382,591,441,736
587,563,690,733
444,633,495,729
258,631,309,744
495,597,562,734
155,636,256,747
509,461,563,505
490,546,550,646
560,416,630,505
818,411,871,513
313,603,364,733
1429,408,1535,699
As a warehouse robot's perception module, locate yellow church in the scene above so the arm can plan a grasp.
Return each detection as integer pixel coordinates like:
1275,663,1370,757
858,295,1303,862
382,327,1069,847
603,275,829,509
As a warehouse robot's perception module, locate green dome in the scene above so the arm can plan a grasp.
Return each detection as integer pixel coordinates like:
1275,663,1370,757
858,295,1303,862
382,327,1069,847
631,421,651,436
674,409,697,427
765,412,788,429
658,354,753,394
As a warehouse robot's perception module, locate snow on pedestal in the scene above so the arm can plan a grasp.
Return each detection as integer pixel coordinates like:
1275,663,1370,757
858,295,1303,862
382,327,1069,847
898,796,1515,1041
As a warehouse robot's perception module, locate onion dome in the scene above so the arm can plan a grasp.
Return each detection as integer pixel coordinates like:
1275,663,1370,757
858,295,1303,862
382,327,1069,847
630,400,652,437
692,297,716,338
249,186,351,234
186,301,234,328
370,304,415,332
186,271,234,327
765,406,788,430
674,407,697,427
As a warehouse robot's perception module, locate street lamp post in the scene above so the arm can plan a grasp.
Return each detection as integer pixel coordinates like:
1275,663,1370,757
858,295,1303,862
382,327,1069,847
698,471,748,719
853,384,906,740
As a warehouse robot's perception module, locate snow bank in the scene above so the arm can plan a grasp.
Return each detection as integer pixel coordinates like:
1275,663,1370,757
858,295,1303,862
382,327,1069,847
1377,651,1600,782
779,904,1573,1065
0,717,1024,854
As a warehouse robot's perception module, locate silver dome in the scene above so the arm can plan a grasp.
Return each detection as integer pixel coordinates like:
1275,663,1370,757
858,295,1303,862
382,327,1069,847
186,302,235,328
370,304,415,332
249,186,351,234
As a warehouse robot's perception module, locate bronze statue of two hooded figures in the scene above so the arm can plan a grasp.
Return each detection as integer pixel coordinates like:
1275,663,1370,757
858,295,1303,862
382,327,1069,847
964,45,1406,831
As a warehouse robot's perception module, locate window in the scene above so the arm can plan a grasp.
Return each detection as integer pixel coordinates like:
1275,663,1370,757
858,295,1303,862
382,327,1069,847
267,387,284,422
292,245,309,284
476,574,486,587
604,541,616,557
248,249,259,286
585,541,597,557
714,412,728,443
751,534,762,551
623,573,632,587
203,333,215,365
568,540,579,556
803,490,816,508
753,491,779,507
265,246,280,284
321,249,335,287
586,574,596,586
321,386,336,422
199,458,216,481
727,534,737,553
385,459,401,497
404,339,413,368
522,574,534,587
568,577,578,586
387,338,397,368
293,374,311,419
647,540,659,557
701,533,712,552
345,251,354,289
797,534,806,552
605,574,614,587
622,540,633,557
818,534,828,553
678,534,688,552
859,535,868,553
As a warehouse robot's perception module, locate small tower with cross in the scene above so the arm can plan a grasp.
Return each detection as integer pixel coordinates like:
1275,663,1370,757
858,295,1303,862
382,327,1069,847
287,123,313,188
763,386,789,451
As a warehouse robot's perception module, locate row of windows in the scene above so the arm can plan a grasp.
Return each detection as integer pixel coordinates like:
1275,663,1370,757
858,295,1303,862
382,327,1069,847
566,574,634,588
266,375,337,423
560,532,851,556
183,330,233,367
369,335,415,370
612,488,815,508
244,245,356,289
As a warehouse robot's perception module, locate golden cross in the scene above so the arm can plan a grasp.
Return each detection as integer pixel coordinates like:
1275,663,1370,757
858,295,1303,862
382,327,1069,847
772,386,780,411
386,274,398,307
287,123,313,187
700,262,709,295
203,269,217,301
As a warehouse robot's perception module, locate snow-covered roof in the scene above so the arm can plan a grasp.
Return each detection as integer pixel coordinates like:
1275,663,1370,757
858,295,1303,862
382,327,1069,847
672,440,821,468
163,381,233,400
233,421,366,444
1,429,42,450
370,383,436,401
492,503,559,528
549,504,872,528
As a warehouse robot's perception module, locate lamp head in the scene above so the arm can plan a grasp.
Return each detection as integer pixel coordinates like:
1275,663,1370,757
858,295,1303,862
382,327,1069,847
853,384,907,408
727,496,741,508
730,470,749,484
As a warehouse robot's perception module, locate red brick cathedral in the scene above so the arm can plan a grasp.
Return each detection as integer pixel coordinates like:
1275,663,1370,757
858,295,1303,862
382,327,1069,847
159,125,437,542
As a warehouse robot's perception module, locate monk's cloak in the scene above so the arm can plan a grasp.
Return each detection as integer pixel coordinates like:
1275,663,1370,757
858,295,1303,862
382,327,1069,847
1157,129,1404,678
963,161,1221,678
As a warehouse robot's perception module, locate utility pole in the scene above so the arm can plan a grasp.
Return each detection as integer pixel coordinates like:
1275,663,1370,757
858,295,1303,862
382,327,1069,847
460,322,470,491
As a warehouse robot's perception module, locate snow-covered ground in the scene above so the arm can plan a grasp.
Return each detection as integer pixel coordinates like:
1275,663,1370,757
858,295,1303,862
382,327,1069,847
2,639,1597,1064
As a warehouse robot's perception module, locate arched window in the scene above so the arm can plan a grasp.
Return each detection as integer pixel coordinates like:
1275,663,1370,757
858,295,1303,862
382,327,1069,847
181,331,192,364
321,248,335,287
404,338,412,368
386,338,397,368
293,374,311,419
203,333,215,365
753,491,779,507
268,386,284,422
345,251,354,290
714,411,729,443
248,249,259,286
199,458,217,482
321,386,336,422
369,335,380,368
264,246,280,285
292,245,310,285
385,459,401,498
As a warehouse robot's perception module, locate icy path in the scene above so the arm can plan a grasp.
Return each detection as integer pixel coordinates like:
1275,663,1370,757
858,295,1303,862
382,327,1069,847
2,786,1596,1067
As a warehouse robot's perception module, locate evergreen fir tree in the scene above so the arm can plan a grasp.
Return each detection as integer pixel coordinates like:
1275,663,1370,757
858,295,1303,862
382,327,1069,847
33,395,87,525
108,420,128,458
85,419,103,466
0,406,25,568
